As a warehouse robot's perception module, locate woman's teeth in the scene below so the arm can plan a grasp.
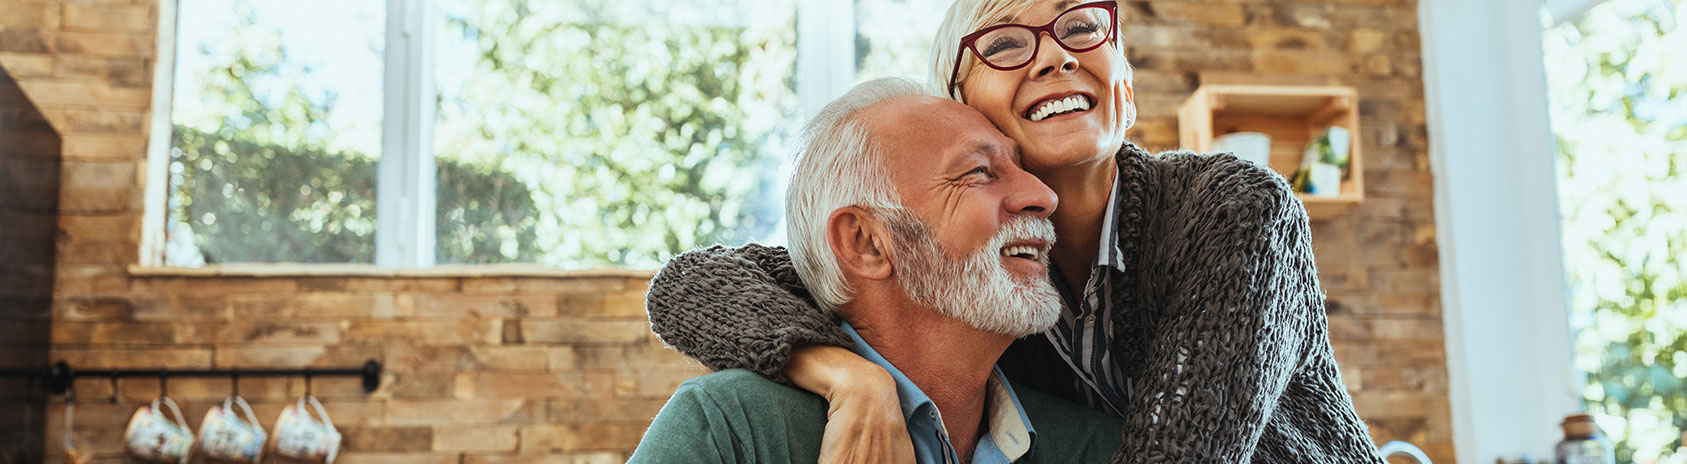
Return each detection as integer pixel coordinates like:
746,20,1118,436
1026,95,1092,122
1000,245,1043,261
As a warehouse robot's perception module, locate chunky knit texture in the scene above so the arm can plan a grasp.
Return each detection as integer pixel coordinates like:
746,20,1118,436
644,142,1385,463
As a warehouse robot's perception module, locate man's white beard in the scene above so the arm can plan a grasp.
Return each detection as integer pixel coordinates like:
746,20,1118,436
884,210,1062,338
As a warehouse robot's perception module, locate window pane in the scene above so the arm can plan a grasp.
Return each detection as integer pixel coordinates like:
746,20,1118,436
166,0,385,265
433,0,798,268
854,0,951,83
1543,0,1687,461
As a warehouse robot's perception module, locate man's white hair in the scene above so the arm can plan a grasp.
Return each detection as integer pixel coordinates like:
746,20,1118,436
786,77,930,313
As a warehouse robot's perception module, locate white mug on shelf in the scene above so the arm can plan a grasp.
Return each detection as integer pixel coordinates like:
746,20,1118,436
271,395,342,464
1308,162,1343,197
123,396,194,463
199,395,266,463
1212,131,1272,168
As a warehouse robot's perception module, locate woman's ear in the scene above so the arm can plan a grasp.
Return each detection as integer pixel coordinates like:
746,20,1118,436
825,207,895,281
1120,80,1136,130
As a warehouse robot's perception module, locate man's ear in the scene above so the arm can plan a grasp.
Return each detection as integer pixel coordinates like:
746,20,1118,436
825,206,894,281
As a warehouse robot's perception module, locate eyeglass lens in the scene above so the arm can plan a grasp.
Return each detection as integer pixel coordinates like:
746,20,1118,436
974,5,1112,69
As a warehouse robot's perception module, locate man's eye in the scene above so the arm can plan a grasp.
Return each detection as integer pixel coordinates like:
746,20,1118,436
967,167,991,178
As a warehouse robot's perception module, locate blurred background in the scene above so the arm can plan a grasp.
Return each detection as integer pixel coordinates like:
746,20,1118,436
0,0,1681,462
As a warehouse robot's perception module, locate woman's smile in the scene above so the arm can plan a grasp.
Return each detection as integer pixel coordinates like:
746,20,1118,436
1021,91,1095,122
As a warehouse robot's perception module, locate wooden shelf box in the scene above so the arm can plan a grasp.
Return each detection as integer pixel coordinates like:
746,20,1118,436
1177,85,1364,219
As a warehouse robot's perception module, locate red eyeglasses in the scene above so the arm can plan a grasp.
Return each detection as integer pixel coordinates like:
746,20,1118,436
947,1,1119,99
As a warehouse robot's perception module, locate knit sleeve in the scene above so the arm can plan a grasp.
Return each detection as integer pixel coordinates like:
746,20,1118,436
644,244,854,385
1112,156,1325,463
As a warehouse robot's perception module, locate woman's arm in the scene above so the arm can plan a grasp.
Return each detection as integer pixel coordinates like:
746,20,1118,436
645,244,855,383
645,244,912,463
1111,156,1325,463
790,346,914,464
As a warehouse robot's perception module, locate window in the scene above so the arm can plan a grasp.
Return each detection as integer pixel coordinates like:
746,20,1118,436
157,0,951,270
1542,0,1686,461
164,0,386,266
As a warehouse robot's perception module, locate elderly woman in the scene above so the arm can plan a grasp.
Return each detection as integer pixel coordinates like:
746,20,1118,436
645,0,1386,462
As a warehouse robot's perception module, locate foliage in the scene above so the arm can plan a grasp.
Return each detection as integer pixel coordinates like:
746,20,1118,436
171,125,378,263
1543,1,1687,462
174,118,544,264
432,0,796,268
436,159,543,264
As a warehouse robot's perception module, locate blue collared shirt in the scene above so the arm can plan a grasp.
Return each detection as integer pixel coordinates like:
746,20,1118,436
841,323,1038,464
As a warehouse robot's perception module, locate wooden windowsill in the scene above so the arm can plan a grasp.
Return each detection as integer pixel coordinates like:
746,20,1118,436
127,263,656,279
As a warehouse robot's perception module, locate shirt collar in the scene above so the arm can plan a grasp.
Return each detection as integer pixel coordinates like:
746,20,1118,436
840,322,1037,462
1095,172,1128,272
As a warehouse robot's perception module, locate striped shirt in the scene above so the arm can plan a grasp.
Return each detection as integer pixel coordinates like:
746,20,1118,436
1042,173,1132,416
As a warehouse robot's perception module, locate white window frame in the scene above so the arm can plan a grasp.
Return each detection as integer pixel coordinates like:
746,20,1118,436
376,0,438,268
796,0,856,122
140,0,180,267
144,0,856,269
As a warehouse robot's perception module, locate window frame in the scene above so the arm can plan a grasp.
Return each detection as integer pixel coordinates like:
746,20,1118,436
376,0,438,268
142,0,856,270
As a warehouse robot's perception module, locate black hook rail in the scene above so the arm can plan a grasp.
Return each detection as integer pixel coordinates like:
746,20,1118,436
0,360,381,395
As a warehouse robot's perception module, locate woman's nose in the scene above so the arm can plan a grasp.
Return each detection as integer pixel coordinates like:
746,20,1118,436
1031,34,1080,79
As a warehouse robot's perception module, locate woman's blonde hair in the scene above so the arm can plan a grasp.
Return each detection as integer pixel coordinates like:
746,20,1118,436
929,0,1134,103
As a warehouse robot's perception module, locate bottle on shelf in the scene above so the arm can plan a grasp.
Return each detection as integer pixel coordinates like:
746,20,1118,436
1554,414,1615,464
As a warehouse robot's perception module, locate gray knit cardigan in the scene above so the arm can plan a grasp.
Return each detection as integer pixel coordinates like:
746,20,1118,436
645,142,1386,464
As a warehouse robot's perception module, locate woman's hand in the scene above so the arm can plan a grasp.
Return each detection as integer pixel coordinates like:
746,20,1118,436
786,346,914,464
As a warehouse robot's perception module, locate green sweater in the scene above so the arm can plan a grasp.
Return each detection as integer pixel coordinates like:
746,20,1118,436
628,369,1123,463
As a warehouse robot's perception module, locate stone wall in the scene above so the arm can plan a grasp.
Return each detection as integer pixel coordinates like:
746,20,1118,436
47,271,696,463
0,0,1452,462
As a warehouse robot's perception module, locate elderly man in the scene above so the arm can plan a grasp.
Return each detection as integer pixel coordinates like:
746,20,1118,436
629,78,1121,464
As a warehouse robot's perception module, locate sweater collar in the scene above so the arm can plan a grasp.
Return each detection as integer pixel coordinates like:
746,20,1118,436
1108,140,1155,276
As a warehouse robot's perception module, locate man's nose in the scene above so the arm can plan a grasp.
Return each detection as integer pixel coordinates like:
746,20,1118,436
1002,166,1057,219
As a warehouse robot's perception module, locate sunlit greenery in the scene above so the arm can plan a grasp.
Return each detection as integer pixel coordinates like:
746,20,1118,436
431,0,796,268
1543,1,1687,462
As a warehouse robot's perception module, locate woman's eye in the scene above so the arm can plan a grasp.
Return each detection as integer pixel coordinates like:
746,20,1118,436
981,37,1026,58
1060,22,1101,40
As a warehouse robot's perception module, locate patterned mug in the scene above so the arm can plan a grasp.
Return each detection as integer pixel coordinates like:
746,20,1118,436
123,396,194,463
198,395,266,463
270,395,341,463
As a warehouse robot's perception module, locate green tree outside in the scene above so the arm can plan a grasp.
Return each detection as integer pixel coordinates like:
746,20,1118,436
1543,1,1687,462
431,0,796,268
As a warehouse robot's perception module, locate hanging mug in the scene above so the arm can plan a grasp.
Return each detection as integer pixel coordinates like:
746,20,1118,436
199,395,266,463
123,396,194,463
64,400,93,464
271,395,341,463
